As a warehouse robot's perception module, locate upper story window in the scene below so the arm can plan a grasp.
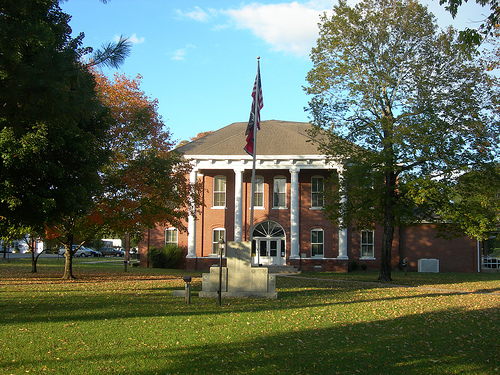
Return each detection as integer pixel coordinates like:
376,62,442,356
254,176,264,207
361,230,374,258
212,228,226,255
165,228,178,246
311,229,324,257
273,176,287,208
213,176,226,208
311,176,325,208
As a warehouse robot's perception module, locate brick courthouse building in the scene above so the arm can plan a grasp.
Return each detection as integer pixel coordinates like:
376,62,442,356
138,120,480,273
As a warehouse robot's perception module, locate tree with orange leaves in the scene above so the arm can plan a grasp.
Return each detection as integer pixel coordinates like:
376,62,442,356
92,71,198,233
50,71,199,279
176,131,214,148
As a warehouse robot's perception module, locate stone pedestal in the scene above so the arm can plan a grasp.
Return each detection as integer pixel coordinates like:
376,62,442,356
199,241,278,299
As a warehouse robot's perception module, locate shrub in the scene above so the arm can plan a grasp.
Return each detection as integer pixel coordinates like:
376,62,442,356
361,264,367,271
147,245,184,268
349,261,358,272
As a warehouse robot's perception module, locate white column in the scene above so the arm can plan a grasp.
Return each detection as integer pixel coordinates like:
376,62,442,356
338,227,348,259
337,168,348,259
234,168,244,242
187,168,198,258
290,168,300,259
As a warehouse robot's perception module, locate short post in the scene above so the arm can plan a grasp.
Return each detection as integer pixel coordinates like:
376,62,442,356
218,237,225,306
183,276,192,304
402,258,408,276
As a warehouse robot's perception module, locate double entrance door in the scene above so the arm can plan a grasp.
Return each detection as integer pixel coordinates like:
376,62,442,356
252,238,285,266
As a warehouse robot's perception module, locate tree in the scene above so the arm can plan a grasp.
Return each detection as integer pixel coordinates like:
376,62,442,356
0,0,130,278
176,131,214,148
0,0,108,228
0,0,130,229
305,0,500,281
91,72,198,237
437,164,500,239
43,72,200,278
439,0,500,45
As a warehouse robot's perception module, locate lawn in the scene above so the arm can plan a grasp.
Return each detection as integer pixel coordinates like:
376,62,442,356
0,258,499,374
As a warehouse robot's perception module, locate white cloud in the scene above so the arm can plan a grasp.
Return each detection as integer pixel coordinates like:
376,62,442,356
223,1,334,58
175,6,217,22
128,33,145,44
171,44,196,61
114,33,145,44
174,2,336,57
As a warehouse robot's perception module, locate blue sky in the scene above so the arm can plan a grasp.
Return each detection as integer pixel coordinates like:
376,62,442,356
60,0,487,145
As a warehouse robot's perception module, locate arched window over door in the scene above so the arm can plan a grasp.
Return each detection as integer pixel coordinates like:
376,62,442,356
252,220,285,238
252,221,286,266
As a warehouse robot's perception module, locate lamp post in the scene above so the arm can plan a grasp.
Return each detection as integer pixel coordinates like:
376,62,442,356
183,275,192,304
218,237,225,306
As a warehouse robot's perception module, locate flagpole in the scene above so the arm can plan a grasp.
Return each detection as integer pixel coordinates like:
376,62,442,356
248,57,260,247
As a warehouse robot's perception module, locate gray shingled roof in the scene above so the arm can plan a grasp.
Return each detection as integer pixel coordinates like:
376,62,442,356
177,120,324,156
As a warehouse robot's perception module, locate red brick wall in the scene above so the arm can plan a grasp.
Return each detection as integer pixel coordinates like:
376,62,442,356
298,170,339,259
138,169,478,274
399,225,478,273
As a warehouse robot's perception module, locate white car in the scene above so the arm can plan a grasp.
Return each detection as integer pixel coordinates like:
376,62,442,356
58,246,94,257
75,247,94,257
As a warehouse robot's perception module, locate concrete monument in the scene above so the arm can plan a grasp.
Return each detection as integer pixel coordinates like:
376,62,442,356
199,241,277,299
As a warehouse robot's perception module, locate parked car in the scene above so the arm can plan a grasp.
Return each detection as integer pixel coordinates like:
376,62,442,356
100,247,124,257
88,248,102,257
58,245,100,257
75,247,94,257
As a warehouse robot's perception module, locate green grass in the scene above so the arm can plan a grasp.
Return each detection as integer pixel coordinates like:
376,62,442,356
0,258,499,374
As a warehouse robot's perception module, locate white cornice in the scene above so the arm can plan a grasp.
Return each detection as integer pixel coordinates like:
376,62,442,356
186,154,326,160
187,154,341,170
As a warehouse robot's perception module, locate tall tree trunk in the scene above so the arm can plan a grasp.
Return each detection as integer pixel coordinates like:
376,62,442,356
31,251,37,273
30,237,38,273
379,212,394,282
379,169,396,282
61,235,75,280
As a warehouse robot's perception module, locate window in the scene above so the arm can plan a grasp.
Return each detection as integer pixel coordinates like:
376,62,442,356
273,176,286,208
311,176,324,208
361,230,374,258
270,240,278,257
311,229,324,257
213,176,226,207
165,228,178,246
254,176,264,207
253,221,285,238
212,228,226,255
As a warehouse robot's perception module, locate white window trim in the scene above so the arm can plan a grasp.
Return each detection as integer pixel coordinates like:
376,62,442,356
253,176,265,208
272,175,287,209
311,228,324,258
211,228,226,256
311,175,325,209
165,227,178,246
360,230,375,259
213,175,227,208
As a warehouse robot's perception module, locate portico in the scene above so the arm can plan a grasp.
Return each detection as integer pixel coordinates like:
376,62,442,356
181,121,348,270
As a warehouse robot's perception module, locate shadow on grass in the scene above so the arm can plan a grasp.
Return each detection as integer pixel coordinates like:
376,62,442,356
295,270,500,290
1,306,497,375
137,307,498,375
473,286,500,293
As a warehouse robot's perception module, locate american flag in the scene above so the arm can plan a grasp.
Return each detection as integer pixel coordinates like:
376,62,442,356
244,63,263,156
